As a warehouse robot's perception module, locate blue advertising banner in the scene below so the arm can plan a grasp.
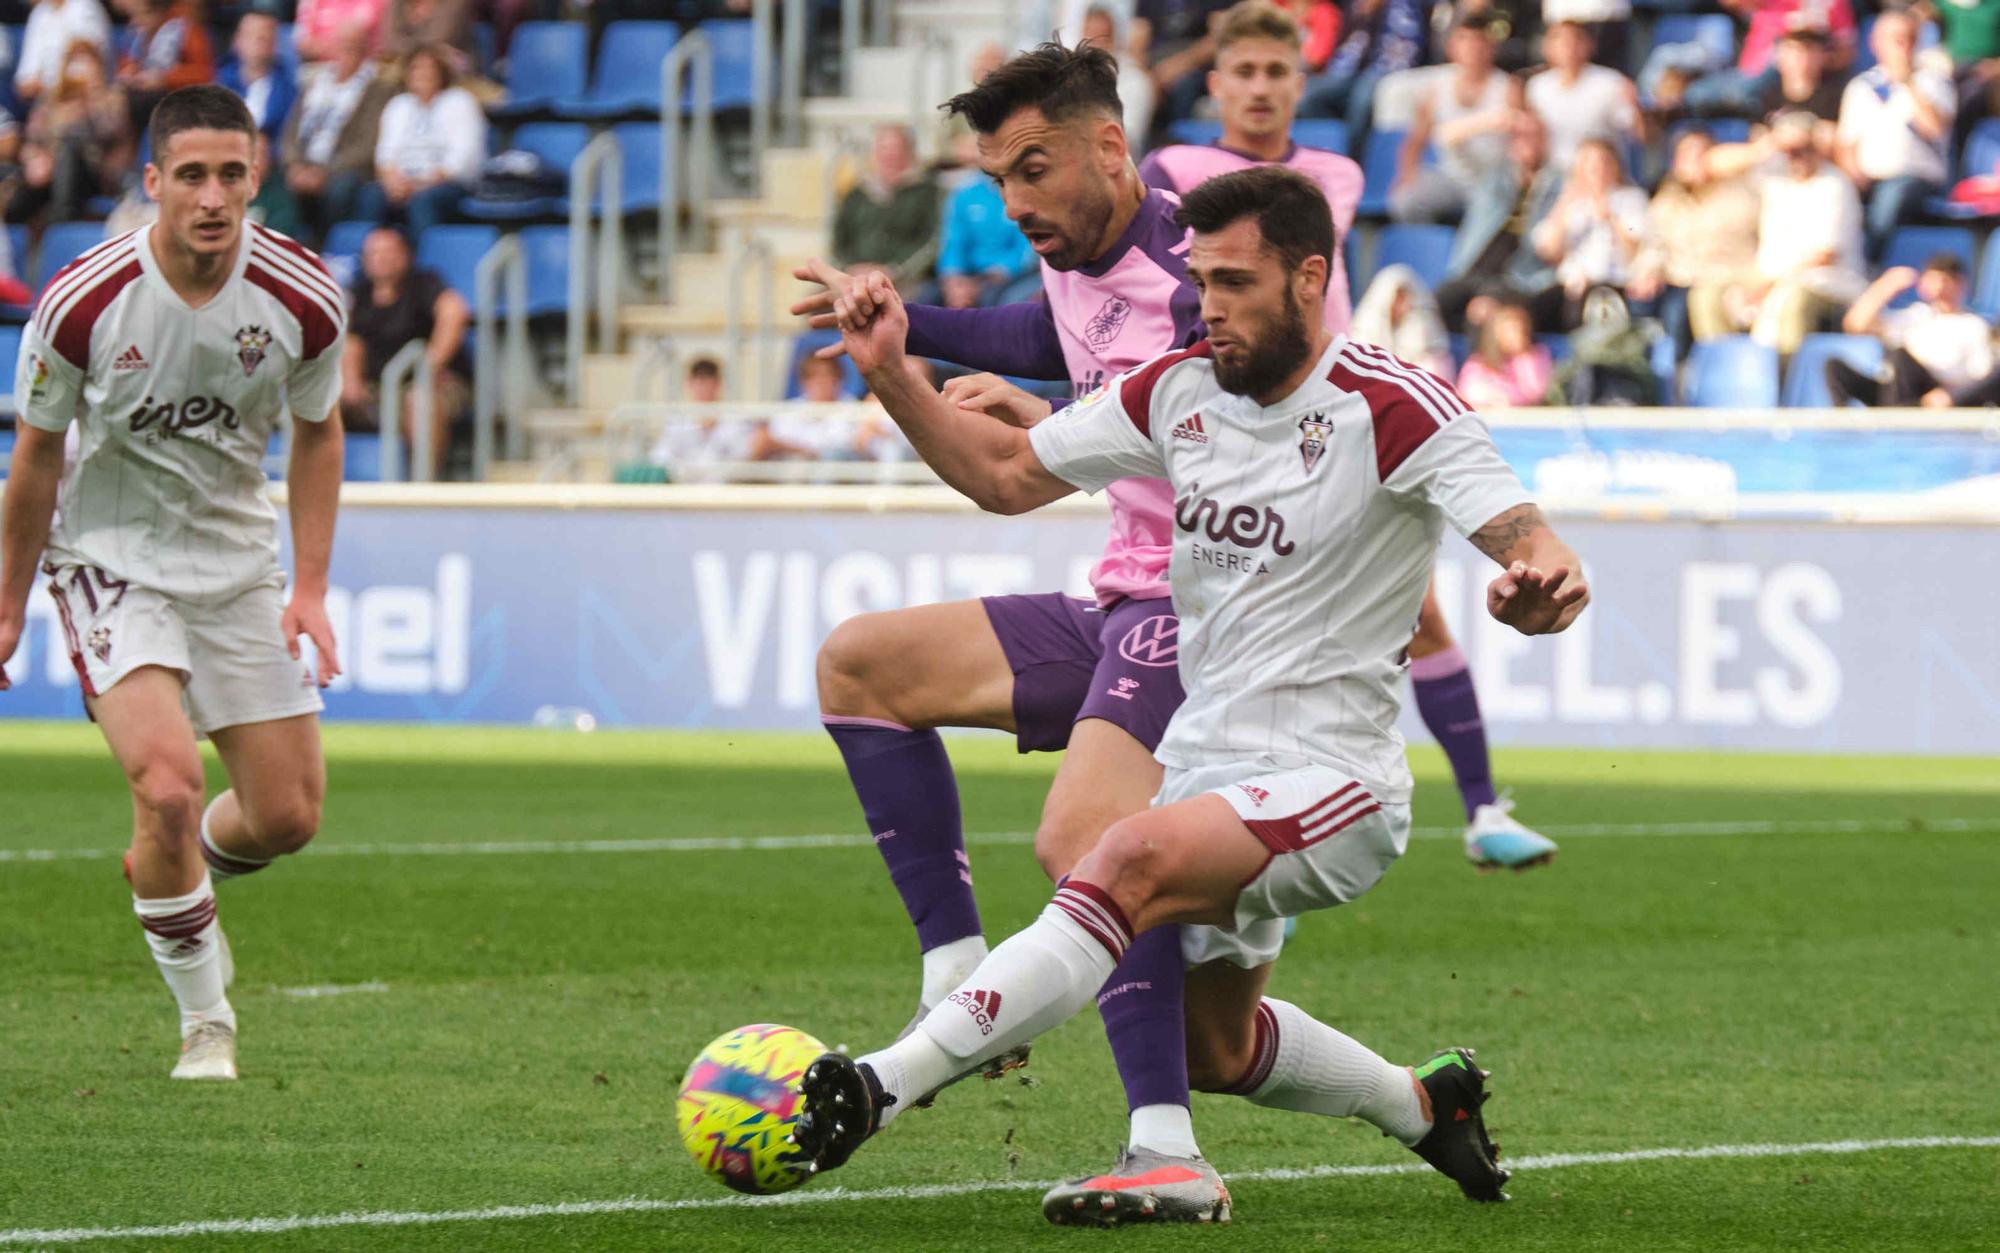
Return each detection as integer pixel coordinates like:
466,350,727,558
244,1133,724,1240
5,492,1997,755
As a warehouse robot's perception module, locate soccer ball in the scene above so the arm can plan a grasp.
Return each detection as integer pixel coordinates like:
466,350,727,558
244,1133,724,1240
677,1023,826,1195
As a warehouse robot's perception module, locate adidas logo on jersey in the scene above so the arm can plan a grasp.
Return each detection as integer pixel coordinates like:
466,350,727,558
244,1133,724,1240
947,988,1003,1035
114,345,149,372
1237,784,1270,807
1171,413,1209,444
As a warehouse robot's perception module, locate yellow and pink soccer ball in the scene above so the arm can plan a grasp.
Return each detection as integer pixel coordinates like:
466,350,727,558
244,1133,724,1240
676,1024,825,1195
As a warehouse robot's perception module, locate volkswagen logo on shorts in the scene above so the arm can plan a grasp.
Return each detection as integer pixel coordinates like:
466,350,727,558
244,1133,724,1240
1118,615,1180,668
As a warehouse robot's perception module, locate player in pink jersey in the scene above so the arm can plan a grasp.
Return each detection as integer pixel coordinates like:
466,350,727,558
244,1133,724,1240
1139,1,1559,873
0,88,347,1082
793,43,1267,1219
791,165,1588,1225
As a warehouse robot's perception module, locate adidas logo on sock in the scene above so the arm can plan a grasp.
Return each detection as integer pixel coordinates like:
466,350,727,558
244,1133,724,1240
114,344,149,372
947,988,1002,1036
1170,413,1209,444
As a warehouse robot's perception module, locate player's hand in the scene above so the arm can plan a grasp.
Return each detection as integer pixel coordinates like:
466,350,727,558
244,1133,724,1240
0,611,22,692
942,373,1054,429
1487,561,1589,635
790,258,862,352
282,594,343,688
835,269,908,377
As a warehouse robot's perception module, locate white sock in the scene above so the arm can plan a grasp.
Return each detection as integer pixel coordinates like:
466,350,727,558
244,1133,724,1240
1128,1103,1200,1158
133,873,235,1039
1239,998,1431,1146
920,934,988,1009
861,884,1130,1128
198,795,270,881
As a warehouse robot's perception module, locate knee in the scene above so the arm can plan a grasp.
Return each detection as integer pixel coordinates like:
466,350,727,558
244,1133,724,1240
816,614,894,718
1033,805,1101,884
129,762,205,841
1079,818,1169,907
252,796,322,855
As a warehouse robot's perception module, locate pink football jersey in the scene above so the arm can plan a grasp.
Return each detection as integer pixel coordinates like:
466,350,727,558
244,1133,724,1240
1139,142,1362,332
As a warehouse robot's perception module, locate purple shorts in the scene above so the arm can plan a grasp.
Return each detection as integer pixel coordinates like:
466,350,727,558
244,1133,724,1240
980,593,1186,754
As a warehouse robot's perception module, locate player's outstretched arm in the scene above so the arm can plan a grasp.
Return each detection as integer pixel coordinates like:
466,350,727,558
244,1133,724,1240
836,271,1075,516
1469,503,1590,635
0,425,65,690
283,407,344,687
792,257,1069,381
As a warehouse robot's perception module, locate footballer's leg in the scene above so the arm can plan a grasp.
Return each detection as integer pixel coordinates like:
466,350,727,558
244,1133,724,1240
794,793,1267,1181
1180,959,1506,1201
1408,583,1556,872
203,712,326,879
818,596,1066,1020
91,666,239,1080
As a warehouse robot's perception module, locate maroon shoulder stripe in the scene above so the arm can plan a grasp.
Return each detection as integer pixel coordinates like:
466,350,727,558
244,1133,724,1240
48,258,142,369
246,263,340,359
1117,340,1214,438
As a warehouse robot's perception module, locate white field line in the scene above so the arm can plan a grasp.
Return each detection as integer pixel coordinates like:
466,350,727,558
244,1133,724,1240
4,815,1998,865
278,982,390,999
3,1135,1994,1246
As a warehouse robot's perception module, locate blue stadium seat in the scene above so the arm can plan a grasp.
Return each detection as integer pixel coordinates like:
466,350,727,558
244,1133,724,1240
1357,130,1427,217
319,219,375,289
697,20,758,111
489,22,588,119
1880,226,1978,308
1665,117,1750,150
472,21,495,77
1293,119,1349,154
1973,226,2000,317
519,224,572,318
1373,224,1456,293
462,122,588,221
0,324,22,391
1928,117,2000,220
344,433,385,482
784,329,864,398
1650,332,1679,404
1166,118,1223,147
1652,13,1738,66
1782,334,1885,408
611,122,665,214
558,21,679,119
1343,231,1365,293
1685,336,1779,408
416,225,501,303
278,21,298,72
1537,333,1573,364
34,222,108,292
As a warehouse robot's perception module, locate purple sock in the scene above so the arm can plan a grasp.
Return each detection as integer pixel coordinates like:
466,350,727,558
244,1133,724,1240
824,717,981,952
1411,646,1497,819
1096,925,1190,1112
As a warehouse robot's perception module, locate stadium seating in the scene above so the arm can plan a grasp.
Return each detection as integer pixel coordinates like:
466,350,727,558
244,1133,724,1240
1972,231,2000,318
1782,334,1885,408
1666,117,1751,150
1166,119,1223,147
461,123,590,221
557,21,680,119
1879,226,1979,308
489,21,589,120
696,20,759,111
610,123,666,215
416,226,501,303
33,222,108,291
1685,336,1779,408
0,324,21,391
1929,118,2000,220
319,219,375,289
1653,13,1738,67
1357,130,1431,217
344,434,386,482
519,225,573,318
1371,224,1456,293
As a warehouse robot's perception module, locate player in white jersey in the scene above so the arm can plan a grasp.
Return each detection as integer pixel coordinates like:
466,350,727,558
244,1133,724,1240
785,166,1588,1220
0,87,347,1081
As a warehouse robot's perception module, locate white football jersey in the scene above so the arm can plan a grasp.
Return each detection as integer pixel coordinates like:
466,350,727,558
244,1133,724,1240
1028,335,1531,802
16,222,346,604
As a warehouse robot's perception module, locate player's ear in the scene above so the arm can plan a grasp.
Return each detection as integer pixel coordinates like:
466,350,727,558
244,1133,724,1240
1094,114,1128,172
142,162,160,204
1297,253,1328,300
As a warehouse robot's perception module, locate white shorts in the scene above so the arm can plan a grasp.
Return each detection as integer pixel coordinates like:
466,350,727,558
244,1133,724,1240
45,565,323,735
1162,760,1411,971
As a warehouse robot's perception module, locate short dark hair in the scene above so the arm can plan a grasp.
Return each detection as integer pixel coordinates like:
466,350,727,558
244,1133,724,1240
1923,252,1966,278
688,357,721,380
943,41,1122,135
1173,166,1335,290
148,84,257,167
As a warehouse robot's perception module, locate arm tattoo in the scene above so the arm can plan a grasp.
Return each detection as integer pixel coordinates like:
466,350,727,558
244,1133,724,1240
1470,503,1547,563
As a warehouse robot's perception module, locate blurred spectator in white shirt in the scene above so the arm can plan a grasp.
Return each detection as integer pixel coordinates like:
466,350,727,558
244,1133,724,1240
1836,10,1955,260
1827,253,1994,406
1525,21,1642,170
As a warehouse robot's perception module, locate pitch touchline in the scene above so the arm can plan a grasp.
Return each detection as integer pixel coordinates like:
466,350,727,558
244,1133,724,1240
2,816,1996,864
3,1135,1993,1245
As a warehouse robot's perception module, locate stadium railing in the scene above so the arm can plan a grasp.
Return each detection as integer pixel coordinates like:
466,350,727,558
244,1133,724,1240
568,132,626,403
376,341,439,485
473,237,530,476
659,30,719,305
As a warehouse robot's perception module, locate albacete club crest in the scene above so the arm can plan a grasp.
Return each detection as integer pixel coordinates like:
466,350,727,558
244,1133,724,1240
1298,413,1333,472
235,325,272,376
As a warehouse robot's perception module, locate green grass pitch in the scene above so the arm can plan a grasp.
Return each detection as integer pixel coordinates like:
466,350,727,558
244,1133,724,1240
2,721,1996,1250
